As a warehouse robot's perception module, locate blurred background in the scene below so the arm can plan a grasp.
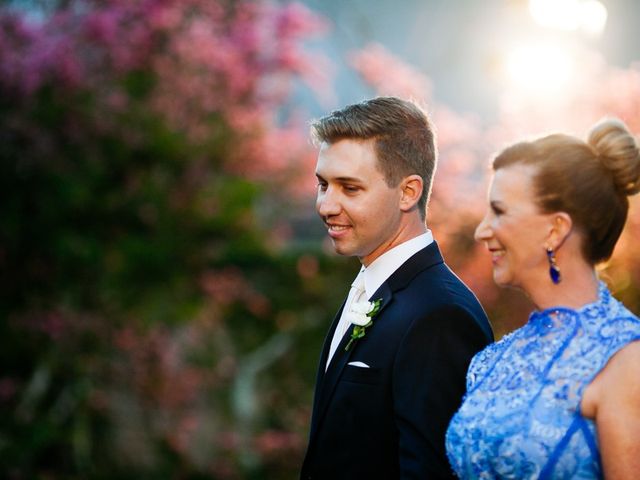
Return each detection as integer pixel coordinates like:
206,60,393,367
1,0,639,478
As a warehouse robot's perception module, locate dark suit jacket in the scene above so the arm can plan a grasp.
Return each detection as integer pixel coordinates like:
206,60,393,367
300,242,493,479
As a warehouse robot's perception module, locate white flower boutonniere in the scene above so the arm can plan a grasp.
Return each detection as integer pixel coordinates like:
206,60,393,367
344,298,383,352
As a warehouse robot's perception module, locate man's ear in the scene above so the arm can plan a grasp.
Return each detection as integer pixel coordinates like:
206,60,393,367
546,212,573,250
399,175,423,212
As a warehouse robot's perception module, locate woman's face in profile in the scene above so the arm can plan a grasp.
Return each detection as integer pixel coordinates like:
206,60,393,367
474,164,555,291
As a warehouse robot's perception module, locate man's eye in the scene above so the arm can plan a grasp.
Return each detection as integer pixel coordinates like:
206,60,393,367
317,182,327,191
344,185,359,192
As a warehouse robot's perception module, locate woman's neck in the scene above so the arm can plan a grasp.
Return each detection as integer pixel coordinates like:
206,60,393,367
527,263,599,312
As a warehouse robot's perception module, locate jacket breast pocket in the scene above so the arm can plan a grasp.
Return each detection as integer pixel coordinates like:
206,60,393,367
340,366,381,385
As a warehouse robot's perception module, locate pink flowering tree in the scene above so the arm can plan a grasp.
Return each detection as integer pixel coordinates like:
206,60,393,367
0,1,347,478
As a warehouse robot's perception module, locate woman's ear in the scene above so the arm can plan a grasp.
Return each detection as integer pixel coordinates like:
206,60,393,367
546,212,573,250
399,175,423,212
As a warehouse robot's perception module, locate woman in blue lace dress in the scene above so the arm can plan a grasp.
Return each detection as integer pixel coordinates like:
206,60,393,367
446,118,640,479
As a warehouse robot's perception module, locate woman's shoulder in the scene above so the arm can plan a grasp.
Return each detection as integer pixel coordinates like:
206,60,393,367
577,287,640,409
581,285,640,346
597,339,640,383
581,339,640,420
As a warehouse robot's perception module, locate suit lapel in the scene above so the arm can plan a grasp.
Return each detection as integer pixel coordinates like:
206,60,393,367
382,241,444,293
309,297,346,436
310,281,394,439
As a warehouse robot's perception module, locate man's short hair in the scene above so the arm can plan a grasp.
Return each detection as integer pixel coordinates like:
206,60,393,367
311,96,437,219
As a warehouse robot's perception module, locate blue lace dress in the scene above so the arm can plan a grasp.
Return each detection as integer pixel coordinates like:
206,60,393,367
446,283,640,479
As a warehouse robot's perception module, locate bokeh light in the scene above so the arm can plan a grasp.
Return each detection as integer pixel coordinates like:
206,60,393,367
529,0,581,30
505,43,574,96
529,0,607,35
579,0,608,35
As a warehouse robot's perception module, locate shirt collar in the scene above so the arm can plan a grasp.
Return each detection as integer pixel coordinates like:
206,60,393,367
358,230,434,299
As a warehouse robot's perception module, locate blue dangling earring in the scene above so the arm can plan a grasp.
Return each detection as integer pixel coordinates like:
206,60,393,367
546,247,561,284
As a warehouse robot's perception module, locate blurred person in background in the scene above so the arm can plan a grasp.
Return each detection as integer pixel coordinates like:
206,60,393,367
446,118,640,479
300,96,493,480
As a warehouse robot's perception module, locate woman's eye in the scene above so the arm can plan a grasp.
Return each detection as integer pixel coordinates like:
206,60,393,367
490,203,504,215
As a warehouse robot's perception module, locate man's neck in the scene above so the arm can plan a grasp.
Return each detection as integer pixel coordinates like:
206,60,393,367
360,216,428,267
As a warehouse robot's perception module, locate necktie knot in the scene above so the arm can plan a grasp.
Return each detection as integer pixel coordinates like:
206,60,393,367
351,272,366,298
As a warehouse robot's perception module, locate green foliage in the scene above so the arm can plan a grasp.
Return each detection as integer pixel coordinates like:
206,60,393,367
0,1,339,478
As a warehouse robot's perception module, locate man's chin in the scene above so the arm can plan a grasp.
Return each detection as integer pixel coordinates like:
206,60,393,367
331,241,357,258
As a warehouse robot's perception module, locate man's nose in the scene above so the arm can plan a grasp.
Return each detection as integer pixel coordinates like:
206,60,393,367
316,187,340,217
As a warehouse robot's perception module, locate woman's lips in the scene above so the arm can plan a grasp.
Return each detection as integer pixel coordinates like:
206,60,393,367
489,249,505,264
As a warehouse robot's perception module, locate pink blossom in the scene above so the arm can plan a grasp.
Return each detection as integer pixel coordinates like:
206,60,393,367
350,43,432,101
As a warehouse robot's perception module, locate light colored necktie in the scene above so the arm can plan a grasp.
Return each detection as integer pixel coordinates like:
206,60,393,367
326,273,367,370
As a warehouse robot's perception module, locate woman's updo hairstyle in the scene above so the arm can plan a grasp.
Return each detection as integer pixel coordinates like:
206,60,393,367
493,118,640,265
588,118,640,196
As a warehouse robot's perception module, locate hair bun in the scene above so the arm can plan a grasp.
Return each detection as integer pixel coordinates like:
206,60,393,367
588,118,640,195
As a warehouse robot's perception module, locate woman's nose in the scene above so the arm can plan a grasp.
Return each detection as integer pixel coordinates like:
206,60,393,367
474,214,492,242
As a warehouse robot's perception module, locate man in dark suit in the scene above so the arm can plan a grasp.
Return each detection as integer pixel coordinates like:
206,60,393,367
300,97,493,479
